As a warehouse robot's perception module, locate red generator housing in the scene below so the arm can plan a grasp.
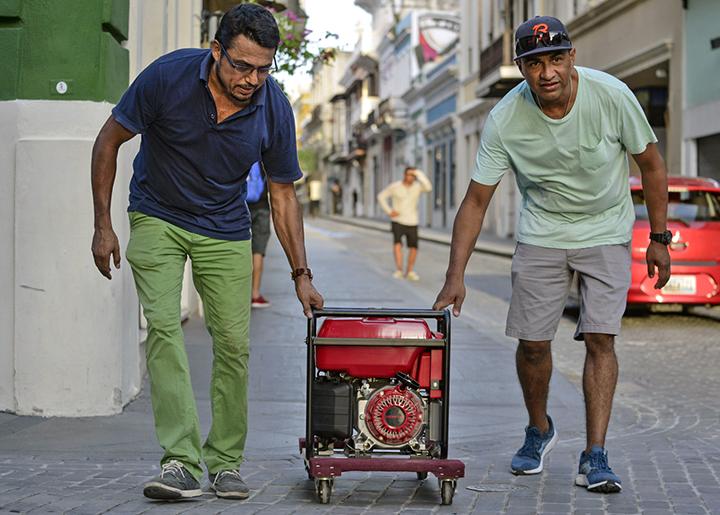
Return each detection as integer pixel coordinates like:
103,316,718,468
300,308,464,505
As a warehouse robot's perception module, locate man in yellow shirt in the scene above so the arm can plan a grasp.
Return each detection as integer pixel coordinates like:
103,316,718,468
377,167,432,280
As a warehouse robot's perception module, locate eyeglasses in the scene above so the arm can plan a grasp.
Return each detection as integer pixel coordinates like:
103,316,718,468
217,41,277,77
515,31,571,56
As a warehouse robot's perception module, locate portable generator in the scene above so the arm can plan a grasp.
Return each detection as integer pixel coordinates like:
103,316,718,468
300,308,465,505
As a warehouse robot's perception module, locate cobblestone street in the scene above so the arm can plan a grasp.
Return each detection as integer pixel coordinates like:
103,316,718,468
0,218,718,514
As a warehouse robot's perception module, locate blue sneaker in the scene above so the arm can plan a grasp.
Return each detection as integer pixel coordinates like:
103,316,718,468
510,415,558,475
575,445,622,493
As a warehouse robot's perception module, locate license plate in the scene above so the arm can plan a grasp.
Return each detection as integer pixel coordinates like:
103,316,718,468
661,275,697,295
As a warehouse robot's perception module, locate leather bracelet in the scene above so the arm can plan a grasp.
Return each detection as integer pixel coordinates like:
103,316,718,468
291,267,313,281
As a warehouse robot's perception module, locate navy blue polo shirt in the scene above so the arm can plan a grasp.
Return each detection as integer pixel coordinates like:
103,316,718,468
112,48,302,240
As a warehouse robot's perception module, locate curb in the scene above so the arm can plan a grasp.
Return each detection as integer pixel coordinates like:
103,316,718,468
324,215,515,258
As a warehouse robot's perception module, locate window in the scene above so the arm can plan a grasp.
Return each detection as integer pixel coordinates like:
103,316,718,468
367,73,378,97
373,156,380,201
449,139,456,208
632,189,720,223
698,134,720,180
433,144,446,210
633,87,667,128
520,0,535,22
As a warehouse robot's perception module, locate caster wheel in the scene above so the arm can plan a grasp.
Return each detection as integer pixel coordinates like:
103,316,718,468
315,478,332,504
440,479,456,505
416,471,428,480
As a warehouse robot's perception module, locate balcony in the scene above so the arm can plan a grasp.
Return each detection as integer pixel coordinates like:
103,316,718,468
375,97,409,133
476,34,522,98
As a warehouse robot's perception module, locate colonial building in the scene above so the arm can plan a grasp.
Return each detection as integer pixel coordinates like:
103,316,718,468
300,51,352,212
330,34,379,217
351,0,460,225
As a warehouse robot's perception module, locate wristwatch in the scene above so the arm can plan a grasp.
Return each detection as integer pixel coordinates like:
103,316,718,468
649,230,672,245
291,267,313,281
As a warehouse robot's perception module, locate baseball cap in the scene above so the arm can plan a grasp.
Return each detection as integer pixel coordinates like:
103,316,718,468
514,16,572,61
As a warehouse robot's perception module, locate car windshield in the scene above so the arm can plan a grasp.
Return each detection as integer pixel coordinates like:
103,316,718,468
632,189,720,224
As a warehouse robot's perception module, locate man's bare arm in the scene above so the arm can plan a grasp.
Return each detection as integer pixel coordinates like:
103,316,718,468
91,116,136,279
433,181,499,315
632,142,671,289
268,179,324,317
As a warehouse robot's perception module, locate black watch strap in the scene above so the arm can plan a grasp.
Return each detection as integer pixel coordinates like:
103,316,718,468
649,230,672,245
291,267,313,281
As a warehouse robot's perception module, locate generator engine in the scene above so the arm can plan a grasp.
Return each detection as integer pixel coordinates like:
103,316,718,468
312,372,441,456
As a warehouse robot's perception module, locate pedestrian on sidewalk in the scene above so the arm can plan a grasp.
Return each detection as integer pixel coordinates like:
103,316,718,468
247,162,272,309
308,177,322,218
377,166,432,281
90,3,323,502
433,16,670,494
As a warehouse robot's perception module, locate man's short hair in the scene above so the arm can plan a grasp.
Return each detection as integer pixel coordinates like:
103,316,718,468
404,166,416,174
215,3,280,50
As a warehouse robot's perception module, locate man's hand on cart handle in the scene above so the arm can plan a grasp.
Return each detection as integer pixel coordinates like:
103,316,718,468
432,278,466,317
294,275,324,318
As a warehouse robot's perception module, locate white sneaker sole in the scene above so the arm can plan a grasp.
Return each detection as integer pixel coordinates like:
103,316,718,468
575,474,622,493
210,485,250,499
510,429,558,475
143,481,203,500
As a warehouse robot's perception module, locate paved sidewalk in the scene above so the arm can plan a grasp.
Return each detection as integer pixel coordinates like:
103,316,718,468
0,218,718,514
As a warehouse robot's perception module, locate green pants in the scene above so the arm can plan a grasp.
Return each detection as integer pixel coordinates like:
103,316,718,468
126,212,252,480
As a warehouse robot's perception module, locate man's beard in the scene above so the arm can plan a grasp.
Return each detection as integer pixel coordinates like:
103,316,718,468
215,62,249,104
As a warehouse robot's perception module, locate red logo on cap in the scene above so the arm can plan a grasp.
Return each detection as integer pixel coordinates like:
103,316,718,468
532,23,549,35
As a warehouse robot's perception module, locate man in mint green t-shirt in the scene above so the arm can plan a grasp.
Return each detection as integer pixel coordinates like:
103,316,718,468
434,16,671,494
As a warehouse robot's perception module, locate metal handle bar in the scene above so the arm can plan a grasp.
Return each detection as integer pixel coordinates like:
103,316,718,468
312,307,448,319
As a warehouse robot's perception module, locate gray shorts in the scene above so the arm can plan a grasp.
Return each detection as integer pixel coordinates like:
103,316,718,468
249,206,271,256
506,242,631,342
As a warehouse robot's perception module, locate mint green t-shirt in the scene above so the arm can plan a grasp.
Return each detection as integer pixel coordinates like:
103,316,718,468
472,66,657,249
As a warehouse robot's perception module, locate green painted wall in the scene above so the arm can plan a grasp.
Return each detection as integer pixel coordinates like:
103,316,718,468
0,0,129,102
685,0,720,108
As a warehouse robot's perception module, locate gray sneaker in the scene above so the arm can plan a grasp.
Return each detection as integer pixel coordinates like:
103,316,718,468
209,469,250,499
143,460,203,500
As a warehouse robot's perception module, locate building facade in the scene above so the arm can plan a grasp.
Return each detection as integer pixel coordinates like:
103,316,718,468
298,0,712,233
300,51,352,213
350,0,460,226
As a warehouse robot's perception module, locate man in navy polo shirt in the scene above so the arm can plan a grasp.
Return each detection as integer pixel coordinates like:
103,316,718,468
90,4,323,501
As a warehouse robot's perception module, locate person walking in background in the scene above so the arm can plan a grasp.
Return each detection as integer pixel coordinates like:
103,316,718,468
246,162,272,309
90,4,323,502
330,178,343,215
308,177,322,217
377,166,432,281
433,16,670,494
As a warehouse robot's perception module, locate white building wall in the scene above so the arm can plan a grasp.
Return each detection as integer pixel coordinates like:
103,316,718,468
11,102,140,416
0,0,201,416
0,103,19,410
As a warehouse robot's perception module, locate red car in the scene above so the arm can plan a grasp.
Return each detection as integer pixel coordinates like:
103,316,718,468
629,176,720,306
